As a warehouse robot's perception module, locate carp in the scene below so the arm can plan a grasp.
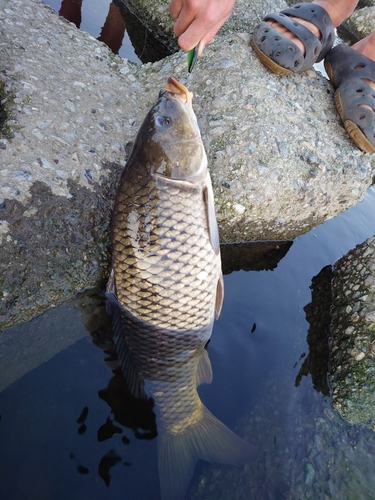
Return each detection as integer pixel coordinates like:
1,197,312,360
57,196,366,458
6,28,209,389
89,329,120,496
106,77,256,499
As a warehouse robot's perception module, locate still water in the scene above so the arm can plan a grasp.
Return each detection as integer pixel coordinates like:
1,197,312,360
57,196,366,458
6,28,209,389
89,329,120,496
42,0,173,63
43,0,141,62
2,1,375,499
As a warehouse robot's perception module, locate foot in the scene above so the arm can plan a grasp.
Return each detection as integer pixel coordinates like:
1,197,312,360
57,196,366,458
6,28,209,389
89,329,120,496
252,3,335,75
344,34,375,152
352,32,375,96
265,1,355,55
265,14,321,57
324,37,375,153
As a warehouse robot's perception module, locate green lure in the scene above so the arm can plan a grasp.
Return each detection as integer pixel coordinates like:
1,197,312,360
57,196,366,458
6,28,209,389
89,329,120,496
187,46,198,73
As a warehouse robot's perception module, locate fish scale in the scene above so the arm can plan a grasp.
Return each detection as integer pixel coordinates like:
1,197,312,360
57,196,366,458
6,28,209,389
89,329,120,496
112,176,220,331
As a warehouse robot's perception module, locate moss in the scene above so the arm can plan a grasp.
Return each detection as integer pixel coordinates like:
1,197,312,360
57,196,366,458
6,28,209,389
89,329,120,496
0,81,16,139
210,131,234,155
0,162,123,330
231,158,244,172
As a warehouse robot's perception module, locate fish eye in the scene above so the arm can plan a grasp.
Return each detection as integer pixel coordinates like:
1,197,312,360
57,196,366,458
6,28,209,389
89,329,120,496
155,115,172,129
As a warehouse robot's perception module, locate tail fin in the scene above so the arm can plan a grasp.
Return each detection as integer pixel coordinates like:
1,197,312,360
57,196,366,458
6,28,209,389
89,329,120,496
158,406,256,500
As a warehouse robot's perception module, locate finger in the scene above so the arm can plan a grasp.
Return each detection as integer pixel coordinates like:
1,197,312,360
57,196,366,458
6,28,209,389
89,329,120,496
173,7,196,38
197,16,231,55
192,33,215,57
196,39,205,57
177,29,199,52
169,0,183,19
177,15,224,53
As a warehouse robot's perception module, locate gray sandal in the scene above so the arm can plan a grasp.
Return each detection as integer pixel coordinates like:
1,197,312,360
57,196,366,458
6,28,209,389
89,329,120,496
252,3,334,76
324,44,375,153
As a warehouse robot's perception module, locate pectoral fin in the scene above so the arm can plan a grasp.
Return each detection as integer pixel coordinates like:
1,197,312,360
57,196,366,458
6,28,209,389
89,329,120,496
106,268,117,295
196,348,213,385
215,273,224,319
204,177,220,255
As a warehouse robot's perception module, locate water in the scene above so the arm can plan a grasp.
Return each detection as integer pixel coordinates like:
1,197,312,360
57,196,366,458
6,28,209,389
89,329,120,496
1,186,375,499
42,0,173,63
43,0,140,62
2,2,375,498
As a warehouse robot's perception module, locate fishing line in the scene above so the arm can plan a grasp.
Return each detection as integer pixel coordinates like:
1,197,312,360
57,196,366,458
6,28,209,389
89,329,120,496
139,22,148,61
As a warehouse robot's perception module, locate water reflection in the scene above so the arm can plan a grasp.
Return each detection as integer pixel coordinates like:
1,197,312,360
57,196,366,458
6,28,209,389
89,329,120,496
103,293,256,500
58,0,125,55
73,350,156,486
295,264,332,396
43,0,174,62
114,1,174,62
221,240,293,274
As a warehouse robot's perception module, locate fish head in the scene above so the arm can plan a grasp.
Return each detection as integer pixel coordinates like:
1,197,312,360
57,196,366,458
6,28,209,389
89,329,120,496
134,77,207,183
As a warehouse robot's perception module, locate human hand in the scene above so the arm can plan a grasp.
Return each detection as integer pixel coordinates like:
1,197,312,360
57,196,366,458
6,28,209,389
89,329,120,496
169,0,236,55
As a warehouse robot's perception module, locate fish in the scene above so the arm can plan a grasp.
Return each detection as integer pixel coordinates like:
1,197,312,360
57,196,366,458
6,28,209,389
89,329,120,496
106,77,256,499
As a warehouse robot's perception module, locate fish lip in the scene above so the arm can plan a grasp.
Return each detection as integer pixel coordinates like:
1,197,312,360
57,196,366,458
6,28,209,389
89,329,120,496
164,77,193,107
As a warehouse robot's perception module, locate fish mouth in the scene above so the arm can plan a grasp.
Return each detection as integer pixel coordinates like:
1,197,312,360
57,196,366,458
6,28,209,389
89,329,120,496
164,77,193,108
155,77,206,184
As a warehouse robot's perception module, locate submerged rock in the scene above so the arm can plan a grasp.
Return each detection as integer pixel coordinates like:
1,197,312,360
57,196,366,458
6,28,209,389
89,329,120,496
330,236,375,429
0,289,108,392
287,234,375,430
